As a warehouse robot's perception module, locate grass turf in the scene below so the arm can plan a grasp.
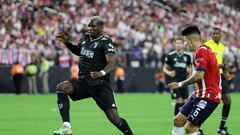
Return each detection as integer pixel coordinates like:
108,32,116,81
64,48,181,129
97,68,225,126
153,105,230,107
0,93,239,135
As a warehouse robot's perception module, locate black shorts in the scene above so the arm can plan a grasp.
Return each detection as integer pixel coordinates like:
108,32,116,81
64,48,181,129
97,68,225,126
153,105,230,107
171,86,189,99
68,79,117,110
221,74,230,94
180,96,218,126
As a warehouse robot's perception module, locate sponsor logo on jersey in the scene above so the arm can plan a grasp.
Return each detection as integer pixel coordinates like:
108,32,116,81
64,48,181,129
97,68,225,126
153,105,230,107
81,47,94,58
174,62,187,68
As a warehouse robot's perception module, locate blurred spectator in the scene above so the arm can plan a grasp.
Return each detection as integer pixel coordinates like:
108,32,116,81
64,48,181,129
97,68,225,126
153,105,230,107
114,64,126,93
0,0,239,70
11,61,24,94
26,60,38,94
70,61,79,79
39,55,50,94
154,68,166,93
58,50,71,68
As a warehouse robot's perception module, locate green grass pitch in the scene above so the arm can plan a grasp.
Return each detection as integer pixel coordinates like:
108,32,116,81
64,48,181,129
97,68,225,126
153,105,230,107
0,93,239,135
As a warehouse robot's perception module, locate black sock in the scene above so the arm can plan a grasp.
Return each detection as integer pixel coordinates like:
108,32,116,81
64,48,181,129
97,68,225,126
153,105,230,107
57,89,70,122
174,103,184,116
116,118,133,135
219,104,231,129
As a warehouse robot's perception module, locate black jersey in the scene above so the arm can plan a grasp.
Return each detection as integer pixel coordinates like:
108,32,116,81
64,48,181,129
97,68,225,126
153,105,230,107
164,51,191,83
76,34,115,85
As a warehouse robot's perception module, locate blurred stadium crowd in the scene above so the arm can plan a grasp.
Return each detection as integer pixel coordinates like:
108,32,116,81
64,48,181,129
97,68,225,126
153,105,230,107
0,0,240,69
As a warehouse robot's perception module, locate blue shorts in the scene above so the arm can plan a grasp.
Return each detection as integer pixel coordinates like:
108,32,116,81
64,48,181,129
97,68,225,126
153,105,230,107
180,96,218,126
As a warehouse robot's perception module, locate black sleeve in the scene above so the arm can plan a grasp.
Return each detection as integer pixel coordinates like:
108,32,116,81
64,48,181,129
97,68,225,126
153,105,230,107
187,54,192,65
164,55,171,65
102,39,116,55
65,41,81,56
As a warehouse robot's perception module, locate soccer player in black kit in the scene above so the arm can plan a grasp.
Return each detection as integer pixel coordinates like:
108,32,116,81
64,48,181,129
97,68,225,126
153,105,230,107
53,16,133,135
163,37,192,116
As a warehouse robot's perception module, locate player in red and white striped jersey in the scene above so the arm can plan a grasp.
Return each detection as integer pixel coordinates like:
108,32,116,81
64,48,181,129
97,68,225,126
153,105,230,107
168,26,221,135
192,45,221,103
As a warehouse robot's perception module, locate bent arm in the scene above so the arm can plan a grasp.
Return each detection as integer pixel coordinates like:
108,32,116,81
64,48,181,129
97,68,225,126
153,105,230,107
163,63,172,76
180,70,204,87
65,41,81,56
103,53,116,74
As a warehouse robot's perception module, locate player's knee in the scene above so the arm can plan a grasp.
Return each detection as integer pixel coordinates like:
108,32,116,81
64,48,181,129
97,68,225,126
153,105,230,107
222,96,231,105
173,116,185,127
56,81,73,94
224,100,231,106
185,122,197,133
110,116,120,125
107,114,120,125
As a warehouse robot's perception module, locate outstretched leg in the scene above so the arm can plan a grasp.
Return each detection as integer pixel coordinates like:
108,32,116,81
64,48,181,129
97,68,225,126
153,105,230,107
53,81,74,135
104,108,133,135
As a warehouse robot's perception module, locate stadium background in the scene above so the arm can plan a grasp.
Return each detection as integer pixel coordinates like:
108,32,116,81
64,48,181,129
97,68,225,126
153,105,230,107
0,0,240,135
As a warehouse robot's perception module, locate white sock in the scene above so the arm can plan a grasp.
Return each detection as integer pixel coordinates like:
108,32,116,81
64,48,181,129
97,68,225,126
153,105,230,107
172,126,184,135
63,122,71,128
187,132,197,135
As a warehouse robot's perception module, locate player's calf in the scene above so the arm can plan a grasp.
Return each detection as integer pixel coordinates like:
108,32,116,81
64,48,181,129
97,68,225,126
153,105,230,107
115,118,133,135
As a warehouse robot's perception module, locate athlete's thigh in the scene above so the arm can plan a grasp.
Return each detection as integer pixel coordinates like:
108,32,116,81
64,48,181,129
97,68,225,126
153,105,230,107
179,87,189,100
171,88,181,99
221,74,231,94
187,98,218,126
222,93,231,105
57,80,74,93
90,85,117,110
180,96,195,117
68,79,91,101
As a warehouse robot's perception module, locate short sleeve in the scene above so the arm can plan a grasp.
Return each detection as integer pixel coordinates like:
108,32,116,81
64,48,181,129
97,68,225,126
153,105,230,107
187,54,192,65
102,39,116,55
164,55,171,65
195,47,209,71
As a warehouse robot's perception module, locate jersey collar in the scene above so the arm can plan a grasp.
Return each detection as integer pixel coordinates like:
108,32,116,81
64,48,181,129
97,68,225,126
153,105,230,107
88,34,104,42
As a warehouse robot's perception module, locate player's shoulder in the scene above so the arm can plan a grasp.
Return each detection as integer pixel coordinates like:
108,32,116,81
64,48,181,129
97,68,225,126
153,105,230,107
197,45,211,54
199,45,209,50
219,41,225,48
204,39,212,45
101,35,112,42
183,51,191,56
168,50,176,56
82,33,90,39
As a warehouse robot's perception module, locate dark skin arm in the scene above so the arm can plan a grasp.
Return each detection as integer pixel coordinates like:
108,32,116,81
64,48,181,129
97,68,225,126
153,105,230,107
56,32,80,56
90,53,116,79
168,70,204,90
